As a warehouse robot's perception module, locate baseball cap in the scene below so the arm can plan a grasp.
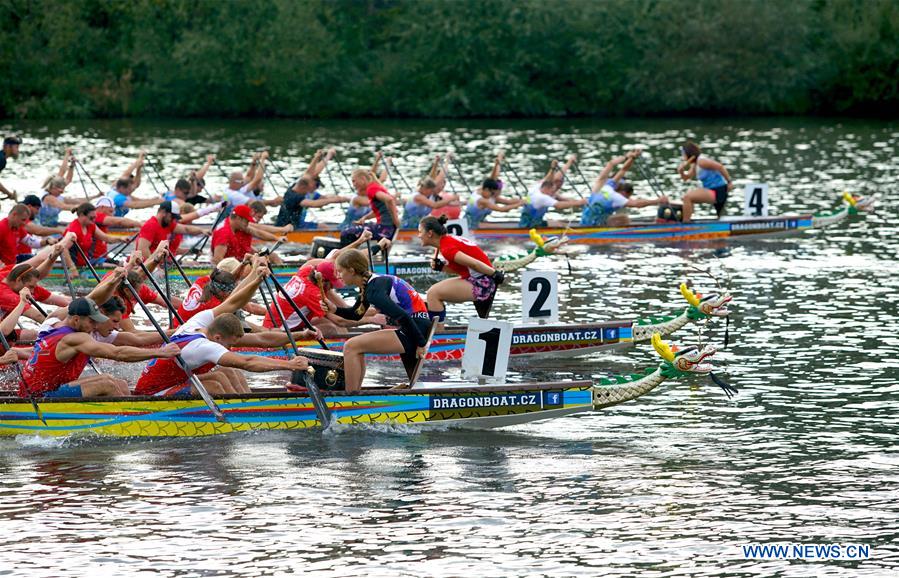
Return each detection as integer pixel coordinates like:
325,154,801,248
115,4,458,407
232,204,255,223
3,136,22,146
22,195,42,208
160,200,181,220
314,261,344,289
68,297,109,323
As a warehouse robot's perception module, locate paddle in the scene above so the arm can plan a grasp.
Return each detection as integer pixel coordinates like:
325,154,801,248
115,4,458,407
448,155,474,196
333,151,355,193
71,158,92,201
163,256,172,327
501,160,529,197
633,155,665,198
265,265,331,351
555,160,584,200
120,275,226,422
260,275,332,429
0,322,45,424
145,155,171,193
165,249,192,286
75,160,105,194
135,259,184,326
58,250,77,298
104,231,141,262
178,201,227,265
571,162,594,197
71,242,101,282
268,158,293,187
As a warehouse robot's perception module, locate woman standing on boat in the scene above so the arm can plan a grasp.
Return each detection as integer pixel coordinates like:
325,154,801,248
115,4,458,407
322,249,430,391
417,215,504,323
465,152,524,229
676,140,734,222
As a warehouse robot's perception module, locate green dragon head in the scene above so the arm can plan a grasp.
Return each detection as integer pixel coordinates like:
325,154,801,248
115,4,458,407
652,333,717,378
681,283,732,320
529,229,569,257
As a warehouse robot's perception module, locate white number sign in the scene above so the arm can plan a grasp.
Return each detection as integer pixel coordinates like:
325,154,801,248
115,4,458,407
521,271,559,323
462,317,514,382
743,183,769,217
444,218,471,239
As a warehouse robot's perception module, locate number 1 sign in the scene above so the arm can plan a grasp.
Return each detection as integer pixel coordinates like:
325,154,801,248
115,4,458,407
462,318,514,382
521,271,559,323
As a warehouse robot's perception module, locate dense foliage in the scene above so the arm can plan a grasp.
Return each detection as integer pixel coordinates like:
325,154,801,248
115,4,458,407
1,0,897,119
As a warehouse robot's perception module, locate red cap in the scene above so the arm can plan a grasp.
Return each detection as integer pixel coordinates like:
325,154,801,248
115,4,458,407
314,261,344,289
232,204,255,223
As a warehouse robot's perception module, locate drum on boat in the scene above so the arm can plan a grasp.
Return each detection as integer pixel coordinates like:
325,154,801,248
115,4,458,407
293,347,346,390
310,236,342,259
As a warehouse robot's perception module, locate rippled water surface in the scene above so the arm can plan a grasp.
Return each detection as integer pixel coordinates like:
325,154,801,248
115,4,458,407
0,118,897,577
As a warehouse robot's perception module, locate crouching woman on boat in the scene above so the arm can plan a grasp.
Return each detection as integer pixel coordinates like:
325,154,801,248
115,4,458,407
417,215,504,323
133,312,310,397
322,249,430,391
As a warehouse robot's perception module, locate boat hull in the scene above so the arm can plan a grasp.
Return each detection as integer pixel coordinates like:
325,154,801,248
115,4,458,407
236,321,634,362
0,382,594,437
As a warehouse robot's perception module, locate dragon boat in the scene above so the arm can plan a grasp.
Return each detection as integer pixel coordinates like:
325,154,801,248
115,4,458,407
229,284,731,362
45,232,567,287
107,193,871,247
0,335,731,438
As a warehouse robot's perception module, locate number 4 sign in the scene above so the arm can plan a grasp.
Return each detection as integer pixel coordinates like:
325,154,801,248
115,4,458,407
462,318,514,382
743,183,769,217
521,271,559,323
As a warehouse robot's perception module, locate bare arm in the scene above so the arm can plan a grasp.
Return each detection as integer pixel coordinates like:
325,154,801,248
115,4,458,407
212,265,266,315
697,158,732,184
111,331,165,346
218,351,308,373
25,222,65,236
196,154,215,180
124,197,163,210
489,152,503,180
452,252,496,277
66,334,178,362
101,215,142,228
0,290,30,336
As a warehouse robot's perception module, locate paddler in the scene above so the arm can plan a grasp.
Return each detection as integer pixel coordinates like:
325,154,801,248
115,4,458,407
19,296,182,398
64,203,120,271
175,257,266,326
581,149,668,226
137,260,321,395
210,204,284,265
89,196,142,265
417,215,505,324
465,151,525,229
338,152,399,250
322,249,430,391
425,154,461,220
0,204,58,267
676,140,734,222
518,157,586,228
0,241,75,325
400,176,453,229
135,200,210,259
274,149,349,230
105,151,163,217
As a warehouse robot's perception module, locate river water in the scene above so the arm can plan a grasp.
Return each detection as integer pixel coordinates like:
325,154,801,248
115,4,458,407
0,118,896,577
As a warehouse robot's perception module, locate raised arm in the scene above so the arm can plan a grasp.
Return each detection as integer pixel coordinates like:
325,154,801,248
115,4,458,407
58,149,75,184
595,155,627,191
86,268,126,306
489,152,503,180
196,154,215,180
212,263,267,315
0,288,30,337
244,151,267,191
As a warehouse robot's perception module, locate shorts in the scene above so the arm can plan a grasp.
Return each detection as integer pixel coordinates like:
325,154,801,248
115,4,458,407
711,185,728,216
395,315,432,378
339,223,396,246
15,254,32,264
468,274,497,302
43,384,83,398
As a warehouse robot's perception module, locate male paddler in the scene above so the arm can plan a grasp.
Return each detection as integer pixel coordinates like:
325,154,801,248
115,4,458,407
19,297,181,398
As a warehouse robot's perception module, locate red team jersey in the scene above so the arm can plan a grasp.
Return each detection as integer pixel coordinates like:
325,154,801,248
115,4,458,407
0,264,52,314
134,333,223,395
100,270,158,318
21,327,89,396
138,217,178,254
64,220,97,266
0,217,28,265
262,265,324,328
211,218,252,261
174,276,221,327
438,235,492,279
91,212,109,259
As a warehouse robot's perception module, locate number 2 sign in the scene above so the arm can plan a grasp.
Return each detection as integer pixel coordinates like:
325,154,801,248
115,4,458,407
521,271,559,323
444,218,471,239
462,318,514,382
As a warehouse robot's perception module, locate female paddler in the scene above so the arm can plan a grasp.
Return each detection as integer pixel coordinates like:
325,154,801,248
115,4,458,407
417,215,505,324
339,152,399,251
465,152,525,229
322,249,430,391
676,140,734,222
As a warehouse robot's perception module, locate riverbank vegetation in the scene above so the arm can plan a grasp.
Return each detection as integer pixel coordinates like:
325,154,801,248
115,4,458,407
1,0,896,119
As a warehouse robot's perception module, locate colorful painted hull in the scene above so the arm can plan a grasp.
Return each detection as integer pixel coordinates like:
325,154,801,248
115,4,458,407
43,258,436,286
236,321,634,362
0,382,594,437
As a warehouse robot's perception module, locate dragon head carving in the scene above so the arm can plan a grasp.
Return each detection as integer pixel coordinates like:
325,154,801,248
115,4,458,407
844,192,875,214
652,333,716,376
529,229,569,256
681,283,732,319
